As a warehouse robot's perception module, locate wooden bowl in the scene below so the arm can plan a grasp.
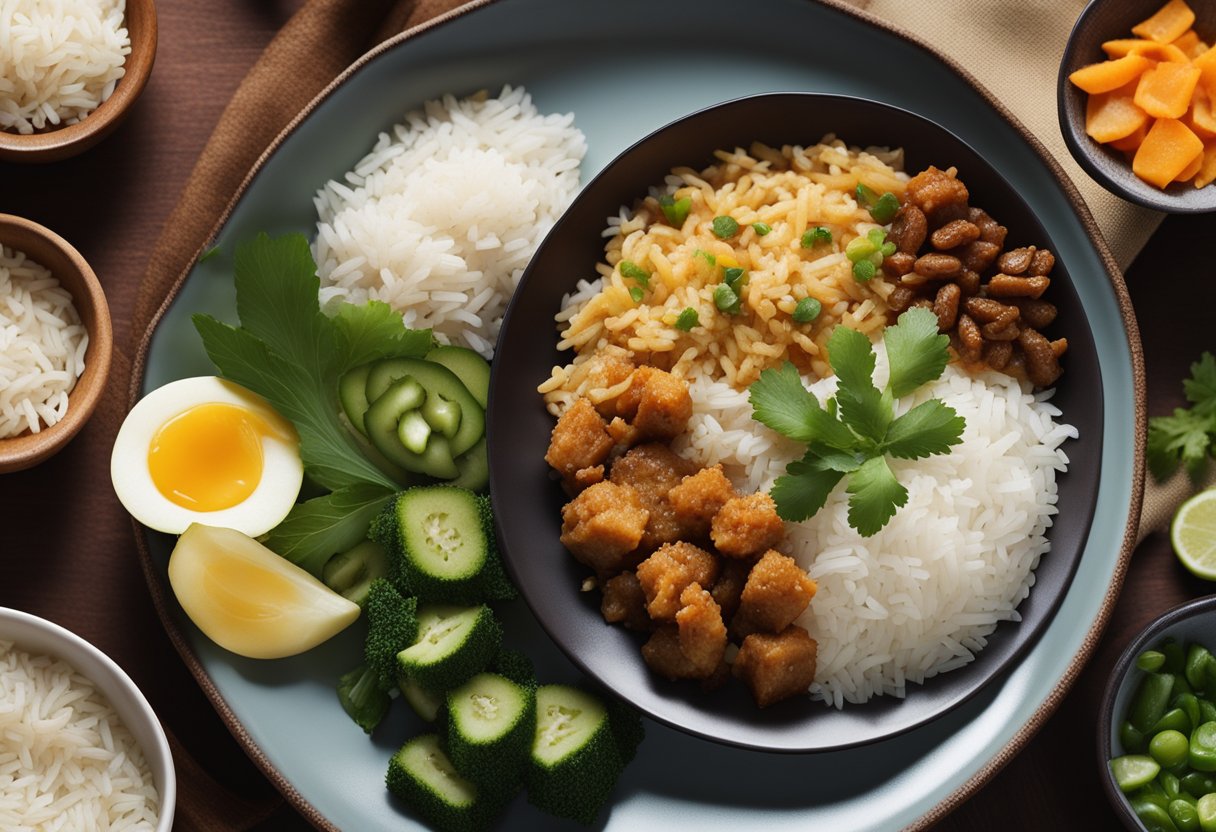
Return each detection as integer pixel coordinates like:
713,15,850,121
1058,0,1216,213
0,215,112,473
0,0,157,163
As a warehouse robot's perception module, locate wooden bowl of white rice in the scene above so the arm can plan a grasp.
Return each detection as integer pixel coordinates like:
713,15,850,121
0,214,112,473
0,0,157,162
0,607,174,831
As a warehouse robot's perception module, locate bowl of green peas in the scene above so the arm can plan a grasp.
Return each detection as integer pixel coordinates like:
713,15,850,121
1102,595,1216,832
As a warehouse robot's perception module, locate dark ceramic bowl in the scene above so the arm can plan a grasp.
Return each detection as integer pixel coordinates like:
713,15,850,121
1099,595,1216,831
1058,0,1216,213
489,92,1102,752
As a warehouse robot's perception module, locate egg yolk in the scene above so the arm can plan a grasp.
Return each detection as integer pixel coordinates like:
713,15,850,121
147,403,289,512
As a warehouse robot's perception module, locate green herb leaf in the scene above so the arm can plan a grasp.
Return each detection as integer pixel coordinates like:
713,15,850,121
1147,407,1216,482
770,458,846,522
332,301,433,371
826,325,877,395
882,400,965,460
620,260,650,283
1184,352,1216,413
847,456,908,537
792,297,821,324
675,307,700,331
260,484,394,577
659,194,692,227
712,215,739,239
749,362,856,448
752,221,772,236
885,307,951,398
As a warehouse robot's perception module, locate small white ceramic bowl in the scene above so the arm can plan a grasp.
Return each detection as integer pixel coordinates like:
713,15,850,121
0,607,176,831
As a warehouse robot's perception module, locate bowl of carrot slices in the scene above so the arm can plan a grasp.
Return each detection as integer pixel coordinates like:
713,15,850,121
1059,0,1216,212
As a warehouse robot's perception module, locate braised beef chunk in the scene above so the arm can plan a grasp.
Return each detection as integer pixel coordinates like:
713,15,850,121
675,583,727,678
611,443,700,551
667,465,736,540
710,556,753,622
635,541,719,621
545,397,614,492
733,625,819,708
641,625,703,681
732,550,818,638
601,571,652,631
711,493,785,558
560,481,649,579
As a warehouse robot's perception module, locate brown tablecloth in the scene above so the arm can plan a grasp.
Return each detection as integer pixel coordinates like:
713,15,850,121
1,0,1213,829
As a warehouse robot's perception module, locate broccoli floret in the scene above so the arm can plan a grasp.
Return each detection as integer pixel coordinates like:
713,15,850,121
445,672,535,796
322,539,390,607
476,494,518,601
364,578,418,690
387,734,500,832
336,664,390,734
526,684,626,825
490,649,536,689
397,604,502,692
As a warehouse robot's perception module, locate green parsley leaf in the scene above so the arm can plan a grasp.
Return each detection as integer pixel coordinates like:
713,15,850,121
749,362,855,448
882,400,965,460
260,483,394,577
846,456,908,537
826,325,877,395
771,457,846,522
885,307,951,398
712,215,739,239
659,194,692,227
675,307,700,331
620,260,650,283
1147,351,1216,482
332,301,434,371
792,297,821,324
1184,352,1216,413
752,222,772,236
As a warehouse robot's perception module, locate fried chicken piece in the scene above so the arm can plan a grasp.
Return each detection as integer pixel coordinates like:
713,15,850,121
641,626,702,681
667,465,736,541
545,398,614,492
710,493,785,558
560,481,649,579
731,550,818,638
675,583,727,678
635,541,719,620
611,443,700,552
710,556,753,622
600,571,652,631
733,625,818,708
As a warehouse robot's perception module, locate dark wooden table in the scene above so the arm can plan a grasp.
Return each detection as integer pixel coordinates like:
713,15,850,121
1,2,1211,829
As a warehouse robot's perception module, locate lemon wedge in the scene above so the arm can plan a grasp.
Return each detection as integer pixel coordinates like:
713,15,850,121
168,524,360,658
1171,488,1216,581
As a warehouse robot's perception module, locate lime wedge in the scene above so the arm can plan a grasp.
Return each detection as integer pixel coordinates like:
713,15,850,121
1171,488,1216,581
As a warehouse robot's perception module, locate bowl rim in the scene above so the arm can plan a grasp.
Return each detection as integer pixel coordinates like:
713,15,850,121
0,606,177,831
0,213,113,473
490,89,1101,753
1056,0,1216,214
0,0,158,163
1097,593,1216,831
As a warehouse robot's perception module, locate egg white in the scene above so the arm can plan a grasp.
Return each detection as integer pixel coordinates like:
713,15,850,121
111,376,304,536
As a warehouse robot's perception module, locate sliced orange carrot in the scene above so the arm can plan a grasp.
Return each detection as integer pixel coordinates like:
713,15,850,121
1111,122,1149,152
1069,54,1154,94
1187,85,1216,139
1087,79,1151,143
1102,38,1190,62
1194,141,1216,187
1132,0,1196,44
1172,29,1202,55
1195,45,1216,97
1176,147,1205,181
1135,62,1202,118
1133,118,1205,187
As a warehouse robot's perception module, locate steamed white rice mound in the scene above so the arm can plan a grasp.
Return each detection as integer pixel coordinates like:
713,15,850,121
675,345,1076,708
312,85,586,358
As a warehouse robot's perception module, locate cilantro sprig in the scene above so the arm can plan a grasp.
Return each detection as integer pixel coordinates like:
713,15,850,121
748,307,964,536
1147,352,1216,483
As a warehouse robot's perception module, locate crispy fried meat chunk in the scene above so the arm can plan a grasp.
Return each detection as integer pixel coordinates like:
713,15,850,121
732,550,818,638
635,541,719,621
545,397,614,492
560,481,649,579
667,464,736,540
675,583,728,678
611,443,700,552
710,493,785,558
733,625,818,708
600,571,652,631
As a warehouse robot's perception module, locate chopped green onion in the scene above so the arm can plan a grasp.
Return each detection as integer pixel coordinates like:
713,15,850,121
856,183,880,208
871,192,900,224
867,227,887,247
675,307,700,331
845,236,877,262
752,222,772,236
723,267,746,292
659,194,692,227
713,283,741,314
880,241,897,257
712,216,739,239
629,285,645,303
792,297,821,324
801,226,832,248
694,249,717,266
620,260,650,283
853,259,877,282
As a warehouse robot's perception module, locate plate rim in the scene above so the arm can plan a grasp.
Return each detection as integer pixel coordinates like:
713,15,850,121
126,0,1146,829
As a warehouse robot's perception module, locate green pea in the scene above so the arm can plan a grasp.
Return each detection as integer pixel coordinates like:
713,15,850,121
1137,673,1182,734
1154,730,1193,769
1172,798,1202,832
1191,722,1216,772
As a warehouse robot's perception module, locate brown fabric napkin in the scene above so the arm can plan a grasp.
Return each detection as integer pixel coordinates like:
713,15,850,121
126,0,1181,828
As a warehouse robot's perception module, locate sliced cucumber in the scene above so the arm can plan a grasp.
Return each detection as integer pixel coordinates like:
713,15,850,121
394,486,487,600
339,362,374,437
399,676,445,722
321,539,390,607
426,346,491,408
449,438,488,492
386,734,487,832
397,604,502,692
446,672,535,791
366,379,460,479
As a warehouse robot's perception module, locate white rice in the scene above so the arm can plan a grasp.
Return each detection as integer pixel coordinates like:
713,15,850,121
0,0,130,135
312,85,586,358
674,343,1076,707
0,640,159,830
0,245,88,438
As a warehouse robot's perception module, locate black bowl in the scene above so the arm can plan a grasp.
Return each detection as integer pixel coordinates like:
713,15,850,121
1099,595,1216,831
489,93,1102,752
1058,0,1216,213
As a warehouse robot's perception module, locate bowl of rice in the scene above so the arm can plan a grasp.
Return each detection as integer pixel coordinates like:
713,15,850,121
0,607,174,830
0,214,112,473
0,0,157,162
489,92,1103,751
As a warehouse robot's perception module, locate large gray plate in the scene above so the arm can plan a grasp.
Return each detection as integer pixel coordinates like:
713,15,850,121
138,0,1140,829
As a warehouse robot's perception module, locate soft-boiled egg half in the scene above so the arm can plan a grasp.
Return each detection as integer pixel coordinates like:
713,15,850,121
111,376,303,537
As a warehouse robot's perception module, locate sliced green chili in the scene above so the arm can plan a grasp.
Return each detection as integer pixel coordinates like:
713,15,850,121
674,307,699,331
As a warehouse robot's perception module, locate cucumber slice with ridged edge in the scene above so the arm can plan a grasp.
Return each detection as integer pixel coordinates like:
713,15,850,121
397,604,501,692
389,486,488,601
445,672,535,792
